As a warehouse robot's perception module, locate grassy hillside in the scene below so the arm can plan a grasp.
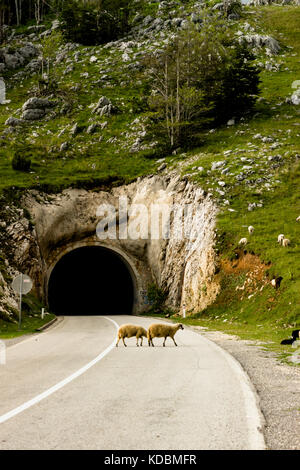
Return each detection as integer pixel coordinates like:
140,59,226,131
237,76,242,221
0,3,299,344
177,6,300,334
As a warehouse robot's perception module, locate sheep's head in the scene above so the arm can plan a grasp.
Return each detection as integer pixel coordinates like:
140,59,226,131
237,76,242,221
178,323,184,330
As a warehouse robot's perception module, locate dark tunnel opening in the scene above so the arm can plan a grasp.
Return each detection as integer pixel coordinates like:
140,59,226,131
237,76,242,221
48,246,135,315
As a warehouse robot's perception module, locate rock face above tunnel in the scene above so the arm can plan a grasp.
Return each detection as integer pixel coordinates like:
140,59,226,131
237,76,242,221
1,174,219,316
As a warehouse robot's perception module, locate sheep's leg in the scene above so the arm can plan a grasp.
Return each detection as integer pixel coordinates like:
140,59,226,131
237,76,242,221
172,337,178,347
122,337,127,347
140,336,143,346
116,336,120,347
136,335,139,347
163,337,167,347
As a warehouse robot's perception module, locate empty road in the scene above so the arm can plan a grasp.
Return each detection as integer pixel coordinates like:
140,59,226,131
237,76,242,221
0,315,265,450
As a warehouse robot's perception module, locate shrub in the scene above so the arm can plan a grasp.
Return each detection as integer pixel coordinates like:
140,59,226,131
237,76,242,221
147,283,168,312
12,151,31,172
212,44,260,122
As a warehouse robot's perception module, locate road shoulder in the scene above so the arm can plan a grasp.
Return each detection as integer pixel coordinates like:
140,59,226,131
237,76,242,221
2,316,64,349
192,326,300,450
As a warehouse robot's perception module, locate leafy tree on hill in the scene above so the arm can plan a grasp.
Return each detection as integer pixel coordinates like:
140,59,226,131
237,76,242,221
144,17,260,149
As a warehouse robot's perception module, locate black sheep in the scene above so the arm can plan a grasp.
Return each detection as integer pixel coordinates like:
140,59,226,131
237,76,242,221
281,330,300,345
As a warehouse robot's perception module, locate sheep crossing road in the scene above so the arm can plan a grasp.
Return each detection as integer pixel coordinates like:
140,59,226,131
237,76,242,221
0,316,265,450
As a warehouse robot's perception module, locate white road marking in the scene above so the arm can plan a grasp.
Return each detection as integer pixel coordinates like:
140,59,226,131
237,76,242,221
0,316,119,425
197,332,266,450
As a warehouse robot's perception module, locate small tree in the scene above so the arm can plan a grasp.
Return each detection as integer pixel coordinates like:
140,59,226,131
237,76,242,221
40,30,63,89
147,283,168,313
213,44,260,122
144,16,260,149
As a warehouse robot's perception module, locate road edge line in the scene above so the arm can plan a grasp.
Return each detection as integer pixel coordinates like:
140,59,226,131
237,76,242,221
0,316,119,425
135,315,266,450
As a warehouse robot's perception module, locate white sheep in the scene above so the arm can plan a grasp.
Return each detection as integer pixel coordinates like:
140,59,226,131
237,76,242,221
248,226,254,234
238,237,248,246
282,238,290,247
147,323,184,347
277,234,285,244
116,324,147,347
296,216,300,222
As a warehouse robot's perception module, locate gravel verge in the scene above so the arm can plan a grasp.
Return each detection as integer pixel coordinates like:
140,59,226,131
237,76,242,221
192,326,300,450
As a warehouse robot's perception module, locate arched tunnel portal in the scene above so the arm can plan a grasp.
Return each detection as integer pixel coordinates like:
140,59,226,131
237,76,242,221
47,245,137,315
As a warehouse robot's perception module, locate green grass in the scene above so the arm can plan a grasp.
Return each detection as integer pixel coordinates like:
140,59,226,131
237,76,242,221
173,5,300,334
141,7,300,361
0,4,299,342
141,312,299,366
0,293,56,338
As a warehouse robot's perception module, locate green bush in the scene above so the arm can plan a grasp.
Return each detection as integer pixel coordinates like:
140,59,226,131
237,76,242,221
11,152,31,172
147,283,168,312
227,1,243,18
213,44,261,122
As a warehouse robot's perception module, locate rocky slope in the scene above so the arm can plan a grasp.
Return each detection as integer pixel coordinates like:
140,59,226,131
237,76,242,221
0,2,299,329
0,174,219,317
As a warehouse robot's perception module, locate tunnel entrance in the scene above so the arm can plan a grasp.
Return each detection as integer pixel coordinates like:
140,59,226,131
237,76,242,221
48,246,135,315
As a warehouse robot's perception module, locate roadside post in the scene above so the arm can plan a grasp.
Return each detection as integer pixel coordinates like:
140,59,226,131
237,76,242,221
182,303,186,319
11,274,33,330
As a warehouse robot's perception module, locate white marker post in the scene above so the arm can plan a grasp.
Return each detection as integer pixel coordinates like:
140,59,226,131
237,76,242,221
182,303,186,319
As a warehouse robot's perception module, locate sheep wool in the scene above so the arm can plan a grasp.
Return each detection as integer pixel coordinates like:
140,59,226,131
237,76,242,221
278,234,285,244
147,323,184,347
239,237,248,246
116,324,147,347
248,226,254,234
282,238,290,247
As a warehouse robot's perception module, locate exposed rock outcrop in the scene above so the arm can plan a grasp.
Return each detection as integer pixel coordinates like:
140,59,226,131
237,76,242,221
0,42,38,72
0,175,219,317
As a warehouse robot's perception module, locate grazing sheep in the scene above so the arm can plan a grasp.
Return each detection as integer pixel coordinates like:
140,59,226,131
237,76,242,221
282,238,290,247
248,226,254,234
278,234,285,244
271,276,283,289
147,323,184,347
281,329,300,345
296,216,300,222
116,324,147,347
238,237,248,246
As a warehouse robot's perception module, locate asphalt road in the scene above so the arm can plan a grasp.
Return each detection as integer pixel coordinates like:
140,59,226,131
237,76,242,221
0,315,265,450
